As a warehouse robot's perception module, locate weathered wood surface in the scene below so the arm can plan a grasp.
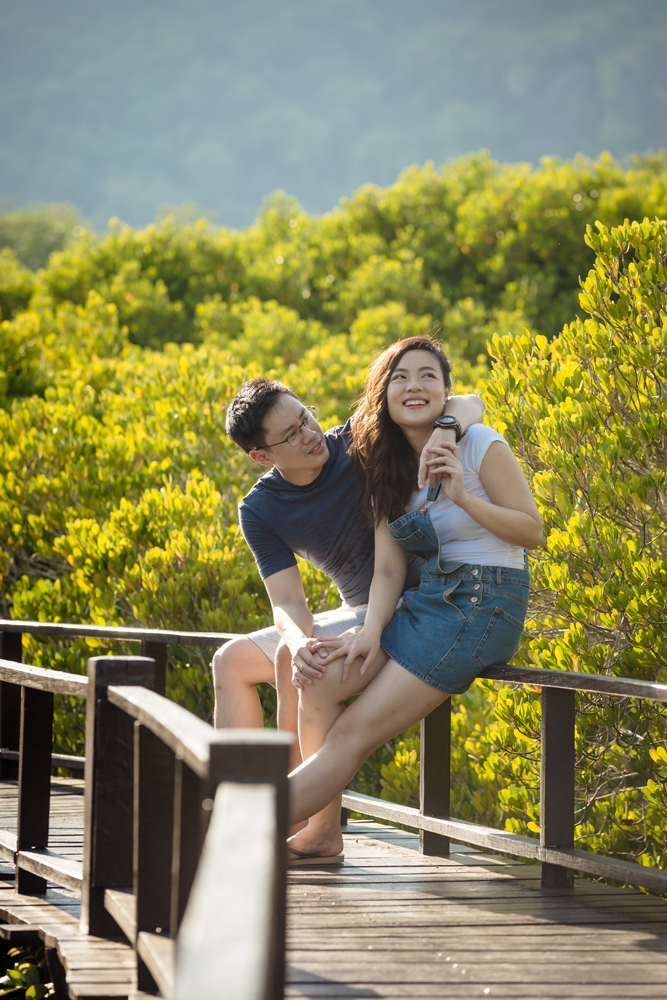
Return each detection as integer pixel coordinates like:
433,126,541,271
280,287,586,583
0,783,666,998
286,820,667,1000
0,778,138,999
0,618,234,648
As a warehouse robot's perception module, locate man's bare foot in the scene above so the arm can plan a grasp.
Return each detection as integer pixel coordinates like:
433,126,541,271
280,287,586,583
287,825,344,859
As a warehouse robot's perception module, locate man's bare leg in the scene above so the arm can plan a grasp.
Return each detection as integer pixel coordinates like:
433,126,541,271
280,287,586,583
212,636,304,832
212,636,276,728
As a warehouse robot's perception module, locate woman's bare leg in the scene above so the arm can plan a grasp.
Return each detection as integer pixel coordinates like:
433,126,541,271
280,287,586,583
286,645,390,858
289,659,449,827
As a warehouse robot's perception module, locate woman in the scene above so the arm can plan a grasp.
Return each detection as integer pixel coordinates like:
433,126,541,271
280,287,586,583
286,335,542,865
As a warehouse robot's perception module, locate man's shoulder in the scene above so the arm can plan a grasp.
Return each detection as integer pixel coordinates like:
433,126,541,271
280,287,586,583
238,469,280,513
324,417,353,451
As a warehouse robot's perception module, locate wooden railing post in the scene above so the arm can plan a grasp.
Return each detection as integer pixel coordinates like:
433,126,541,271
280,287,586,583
212,732,292,1000
0,630,22,781
170,756,203,937
140,640,167,697
134,723,175,993
16,686,53,894
419,699,451,858
80,656,155,937
540,687,575,888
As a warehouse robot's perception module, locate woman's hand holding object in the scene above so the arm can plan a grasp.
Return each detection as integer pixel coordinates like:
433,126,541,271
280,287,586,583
424,443,466,505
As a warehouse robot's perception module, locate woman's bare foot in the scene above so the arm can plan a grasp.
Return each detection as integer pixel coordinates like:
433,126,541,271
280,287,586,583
287,822,344,859
288,819,308,837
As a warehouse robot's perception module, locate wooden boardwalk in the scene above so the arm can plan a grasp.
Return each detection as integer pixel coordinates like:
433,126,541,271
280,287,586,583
287,821,667,1000
0,782,666,999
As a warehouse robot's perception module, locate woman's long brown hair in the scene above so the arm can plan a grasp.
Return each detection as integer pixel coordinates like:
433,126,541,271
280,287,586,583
351,335,452,526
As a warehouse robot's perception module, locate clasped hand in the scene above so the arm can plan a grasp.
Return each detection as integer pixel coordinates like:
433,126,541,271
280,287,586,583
290,638,327,690
310,627,380,683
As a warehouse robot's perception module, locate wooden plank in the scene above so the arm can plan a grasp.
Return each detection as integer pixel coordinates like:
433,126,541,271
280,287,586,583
136,931,174,998
81,656,154,938
285,987,667,998
0,658,88,697
419,699,450,858
140,640,167,697
175,782,279,1000
481,662,667,703
133,723,174,992
17,849,83,892
103,889,135,942
341,791,667,892
0,618,236,648
16,685,53,894
0,630,22,781
170,756,203,935
285,957,667,983
540,687,575,888
108,685,211,777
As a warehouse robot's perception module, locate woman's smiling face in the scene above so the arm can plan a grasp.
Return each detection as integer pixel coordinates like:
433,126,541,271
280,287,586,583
385,348,449,430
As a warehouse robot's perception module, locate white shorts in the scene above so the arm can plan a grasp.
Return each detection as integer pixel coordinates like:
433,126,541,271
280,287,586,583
248,605,368,663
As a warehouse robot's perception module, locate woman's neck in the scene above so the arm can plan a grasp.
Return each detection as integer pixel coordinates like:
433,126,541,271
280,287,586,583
402,424,433,458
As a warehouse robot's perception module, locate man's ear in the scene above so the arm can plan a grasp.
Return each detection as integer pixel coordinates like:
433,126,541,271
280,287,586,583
248,448,274,468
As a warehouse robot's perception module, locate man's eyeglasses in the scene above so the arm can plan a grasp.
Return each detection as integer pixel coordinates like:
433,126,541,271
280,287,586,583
264,406,319,449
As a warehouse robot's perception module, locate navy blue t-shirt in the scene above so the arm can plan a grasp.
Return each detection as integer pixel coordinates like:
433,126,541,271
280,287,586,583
238,420,373,606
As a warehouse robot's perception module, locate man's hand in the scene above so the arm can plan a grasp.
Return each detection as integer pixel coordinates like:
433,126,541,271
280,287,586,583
290,638,327,690
312,627,381,683
418,393,485,489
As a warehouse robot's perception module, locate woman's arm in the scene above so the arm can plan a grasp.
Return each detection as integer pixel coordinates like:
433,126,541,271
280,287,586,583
426,441,543,548
314,520,407,680
364,519,409,636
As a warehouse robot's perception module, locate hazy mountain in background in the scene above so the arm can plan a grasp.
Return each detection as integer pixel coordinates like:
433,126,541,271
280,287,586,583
1,0,666,230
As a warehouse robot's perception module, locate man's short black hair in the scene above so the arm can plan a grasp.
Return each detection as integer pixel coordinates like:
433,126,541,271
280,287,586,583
226,378,297,453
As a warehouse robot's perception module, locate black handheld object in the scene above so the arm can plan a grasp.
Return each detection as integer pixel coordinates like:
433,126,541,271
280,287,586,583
426,481,441,503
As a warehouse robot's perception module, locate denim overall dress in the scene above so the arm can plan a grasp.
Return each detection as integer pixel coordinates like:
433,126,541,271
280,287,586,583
380,505,530,695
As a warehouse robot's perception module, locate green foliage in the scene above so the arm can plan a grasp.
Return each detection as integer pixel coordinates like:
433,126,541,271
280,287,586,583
380,725,420,805
380,215,667,869
0,205,80,270
9,153,667,362
0,250,35,321
0,942,52,999
476,216,667,868
2,166,667,879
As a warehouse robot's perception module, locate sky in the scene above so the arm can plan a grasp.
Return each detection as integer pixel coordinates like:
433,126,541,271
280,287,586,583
1,0,666,230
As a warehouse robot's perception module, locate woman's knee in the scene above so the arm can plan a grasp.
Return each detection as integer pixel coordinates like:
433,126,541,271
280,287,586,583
275,641,292,685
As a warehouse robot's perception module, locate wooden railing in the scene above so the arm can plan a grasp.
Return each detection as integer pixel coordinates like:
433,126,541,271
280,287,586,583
0,621,667,968
343,664,667,892
0,623,291,1000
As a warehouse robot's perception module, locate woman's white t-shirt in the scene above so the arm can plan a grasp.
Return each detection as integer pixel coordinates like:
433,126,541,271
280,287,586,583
405,423,525,569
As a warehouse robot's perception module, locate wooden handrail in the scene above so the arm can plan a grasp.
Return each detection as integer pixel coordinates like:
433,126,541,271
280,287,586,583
107,685,213,777
482,663,667,701
0,658,88,697
175,782,280,1000
0,618,235,647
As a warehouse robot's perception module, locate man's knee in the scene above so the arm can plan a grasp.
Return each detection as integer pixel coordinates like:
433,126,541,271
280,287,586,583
212,636,271,689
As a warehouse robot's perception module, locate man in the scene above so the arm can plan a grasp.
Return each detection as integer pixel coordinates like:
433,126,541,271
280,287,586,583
213,376,484,760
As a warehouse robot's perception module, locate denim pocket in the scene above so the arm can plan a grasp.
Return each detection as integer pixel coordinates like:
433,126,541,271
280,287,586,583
473,606,525,670
391,526,429,543
485,582,530,608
